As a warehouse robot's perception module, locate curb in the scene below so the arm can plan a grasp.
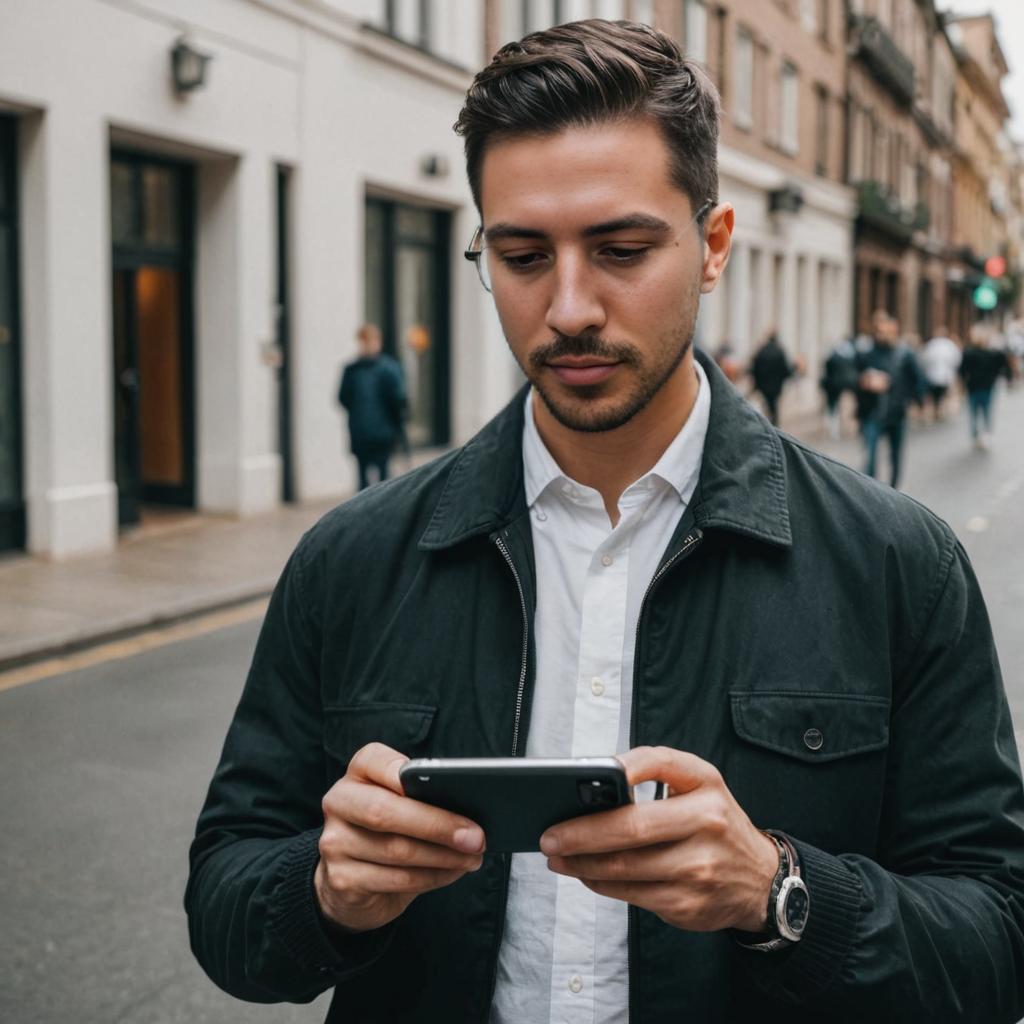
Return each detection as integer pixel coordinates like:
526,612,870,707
0,581,275,674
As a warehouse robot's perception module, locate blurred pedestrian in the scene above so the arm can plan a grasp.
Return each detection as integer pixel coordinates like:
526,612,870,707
338,323,407,489
712,340,743,384
750,331,793,426
918,327,961,421
855,311,924,489
819,337,858,440
959,326,1012,450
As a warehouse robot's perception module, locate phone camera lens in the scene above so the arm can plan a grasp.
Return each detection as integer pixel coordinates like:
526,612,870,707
578,779,617,807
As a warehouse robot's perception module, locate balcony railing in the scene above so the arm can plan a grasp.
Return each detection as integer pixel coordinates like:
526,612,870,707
857,181,929,241
850,14,915,106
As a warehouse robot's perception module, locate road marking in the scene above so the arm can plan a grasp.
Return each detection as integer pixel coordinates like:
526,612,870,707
966,516,989,533
0,599,268,694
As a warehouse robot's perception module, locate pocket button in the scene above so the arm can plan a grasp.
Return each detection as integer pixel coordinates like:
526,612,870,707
803,728,824,752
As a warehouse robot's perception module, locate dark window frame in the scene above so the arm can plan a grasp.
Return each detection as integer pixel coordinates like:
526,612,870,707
0,114,24,551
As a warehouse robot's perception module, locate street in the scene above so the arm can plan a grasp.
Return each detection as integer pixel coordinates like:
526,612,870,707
1,383,1022,1023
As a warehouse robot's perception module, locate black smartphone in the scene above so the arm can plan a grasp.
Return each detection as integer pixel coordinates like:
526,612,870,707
399,756,632,853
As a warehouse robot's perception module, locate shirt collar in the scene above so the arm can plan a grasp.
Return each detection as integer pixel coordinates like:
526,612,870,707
522,360,711,509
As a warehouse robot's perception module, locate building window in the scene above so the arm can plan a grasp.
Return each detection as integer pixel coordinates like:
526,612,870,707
799,0,816,34
818,0,830,43
734,30,754,130
385,0,431,50
685,0,707,63
780,62,799,155
814,85,829,176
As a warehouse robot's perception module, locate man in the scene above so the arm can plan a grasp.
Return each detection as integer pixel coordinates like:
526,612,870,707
960,325,1012,449
819,335,858,440
186,21,1024,1023
750,331,793,426
854,310,924,489
338,324,406,490
919,326,962,421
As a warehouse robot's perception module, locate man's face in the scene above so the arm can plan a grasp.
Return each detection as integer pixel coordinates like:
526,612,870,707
478,119,718,433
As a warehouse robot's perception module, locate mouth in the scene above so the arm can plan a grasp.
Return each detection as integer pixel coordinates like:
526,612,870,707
546,358,622,387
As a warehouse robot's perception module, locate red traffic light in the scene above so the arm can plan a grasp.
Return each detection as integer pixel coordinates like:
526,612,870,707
984,255,1007,278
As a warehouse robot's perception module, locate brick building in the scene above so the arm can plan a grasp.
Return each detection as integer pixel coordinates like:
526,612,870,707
846,0,956,341
946,13,1014,337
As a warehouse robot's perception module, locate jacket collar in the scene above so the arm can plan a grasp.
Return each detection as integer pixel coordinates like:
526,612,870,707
419,348,791,551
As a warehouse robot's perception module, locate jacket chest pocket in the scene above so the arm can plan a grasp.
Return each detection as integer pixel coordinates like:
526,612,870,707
727,690,890,852
323,702,437,782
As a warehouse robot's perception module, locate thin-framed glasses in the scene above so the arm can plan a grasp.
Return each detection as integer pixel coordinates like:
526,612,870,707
464,200,713,294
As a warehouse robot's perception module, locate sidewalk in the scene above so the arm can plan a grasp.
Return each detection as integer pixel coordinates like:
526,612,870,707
0,406,835,673
0,498,342,670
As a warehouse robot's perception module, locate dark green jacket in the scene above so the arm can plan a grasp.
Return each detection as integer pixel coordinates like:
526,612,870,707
187,352,1024,1023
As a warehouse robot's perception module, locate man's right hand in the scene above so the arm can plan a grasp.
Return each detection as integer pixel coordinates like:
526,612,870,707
315,742,486,933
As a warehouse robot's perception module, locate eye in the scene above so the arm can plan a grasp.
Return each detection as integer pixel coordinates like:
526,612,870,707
600,245,651,264
496,250,550,273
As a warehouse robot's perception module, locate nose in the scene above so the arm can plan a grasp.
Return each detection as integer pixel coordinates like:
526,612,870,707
544,252,607,338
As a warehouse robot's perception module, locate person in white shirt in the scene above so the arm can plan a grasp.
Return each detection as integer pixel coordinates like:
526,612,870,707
188,19,1024,1024
918,328,962,420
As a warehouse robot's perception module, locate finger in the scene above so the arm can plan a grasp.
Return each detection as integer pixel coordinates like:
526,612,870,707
324,777,485,854
330,820,484,872
324,857,472,896
615,746,720,794
346,741,412,795
547,841,690,882
541,789,715,856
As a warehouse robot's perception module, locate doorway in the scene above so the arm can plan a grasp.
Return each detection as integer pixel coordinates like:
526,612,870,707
364,197,451,448
110,152,195,527
0,114,24,552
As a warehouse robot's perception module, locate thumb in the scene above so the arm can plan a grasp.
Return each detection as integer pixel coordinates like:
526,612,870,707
616,746,717,796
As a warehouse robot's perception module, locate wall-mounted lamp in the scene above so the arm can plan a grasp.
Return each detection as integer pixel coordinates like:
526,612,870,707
420,154,450,178
768,183,805,215
171,37,212,94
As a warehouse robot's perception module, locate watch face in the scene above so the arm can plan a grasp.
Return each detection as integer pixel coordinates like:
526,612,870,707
784,883,810,935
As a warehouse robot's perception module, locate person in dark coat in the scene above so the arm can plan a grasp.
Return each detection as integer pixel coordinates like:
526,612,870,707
338,324,407,490
854,311,924,489
750,332,793,425
960,326,1012,449
819,337,858,439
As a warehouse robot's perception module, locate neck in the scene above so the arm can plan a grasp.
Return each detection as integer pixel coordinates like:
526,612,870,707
532,351,699,526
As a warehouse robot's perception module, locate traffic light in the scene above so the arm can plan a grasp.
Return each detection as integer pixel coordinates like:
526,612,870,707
973,280,999,311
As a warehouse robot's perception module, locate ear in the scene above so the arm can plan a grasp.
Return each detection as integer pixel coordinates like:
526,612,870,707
699,203,734,295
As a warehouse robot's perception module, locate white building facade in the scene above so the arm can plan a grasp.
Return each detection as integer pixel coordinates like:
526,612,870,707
0,0,519,558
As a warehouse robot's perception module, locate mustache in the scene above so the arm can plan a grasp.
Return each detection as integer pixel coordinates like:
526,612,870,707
530,333,640,370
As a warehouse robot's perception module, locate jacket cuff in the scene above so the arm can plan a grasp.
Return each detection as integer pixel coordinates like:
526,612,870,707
270,827,397,980
737,839,864,1000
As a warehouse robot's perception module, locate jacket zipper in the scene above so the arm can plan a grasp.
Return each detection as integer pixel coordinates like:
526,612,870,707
493,532,530,757
484,530,531,1023
627,528,704,1021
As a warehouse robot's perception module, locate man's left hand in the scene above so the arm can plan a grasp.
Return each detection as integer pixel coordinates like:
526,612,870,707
540,746,778,934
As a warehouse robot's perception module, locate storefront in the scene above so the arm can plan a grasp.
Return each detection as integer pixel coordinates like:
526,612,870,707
110,151,196,526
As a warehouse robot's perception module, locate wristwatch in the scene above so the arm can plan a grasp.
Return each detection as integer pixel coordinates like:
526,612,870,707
737,830,810,952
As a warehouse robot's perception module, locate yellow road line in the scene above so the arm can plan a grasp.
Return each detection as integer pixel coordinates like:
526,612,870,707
0,598,268,694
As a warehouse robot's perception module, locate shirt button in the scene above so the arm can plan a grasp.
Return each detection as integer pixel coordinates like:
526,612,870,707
568,975,583,994
803,728,824,751
600,554,614,567
535,509,547,522
590,677,605,697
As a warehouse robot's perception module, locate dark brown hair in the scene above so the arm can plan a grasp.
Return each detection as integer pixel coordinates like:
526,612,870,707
455,19,721,219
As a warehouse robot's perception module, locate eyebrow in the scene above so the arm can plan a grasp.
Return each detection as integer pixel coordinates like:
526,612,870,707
483,213,674,244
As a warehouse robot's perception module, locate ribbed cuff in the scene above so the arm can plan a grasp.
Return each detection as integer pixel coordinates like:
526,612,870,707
737,838,864,1001
269,827,396,980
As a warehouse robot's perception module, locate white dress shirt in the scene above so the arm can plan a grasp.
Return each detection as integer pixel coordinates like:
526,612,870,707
490,362,711,1024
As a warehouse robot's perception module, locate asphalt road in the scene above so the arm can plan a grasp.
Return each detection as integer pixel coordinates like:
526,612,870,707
1,382,1021,1023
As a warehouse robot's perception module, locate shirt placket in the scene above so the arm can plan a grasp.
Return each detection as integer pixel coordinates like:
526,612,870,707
548,502,631,1022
